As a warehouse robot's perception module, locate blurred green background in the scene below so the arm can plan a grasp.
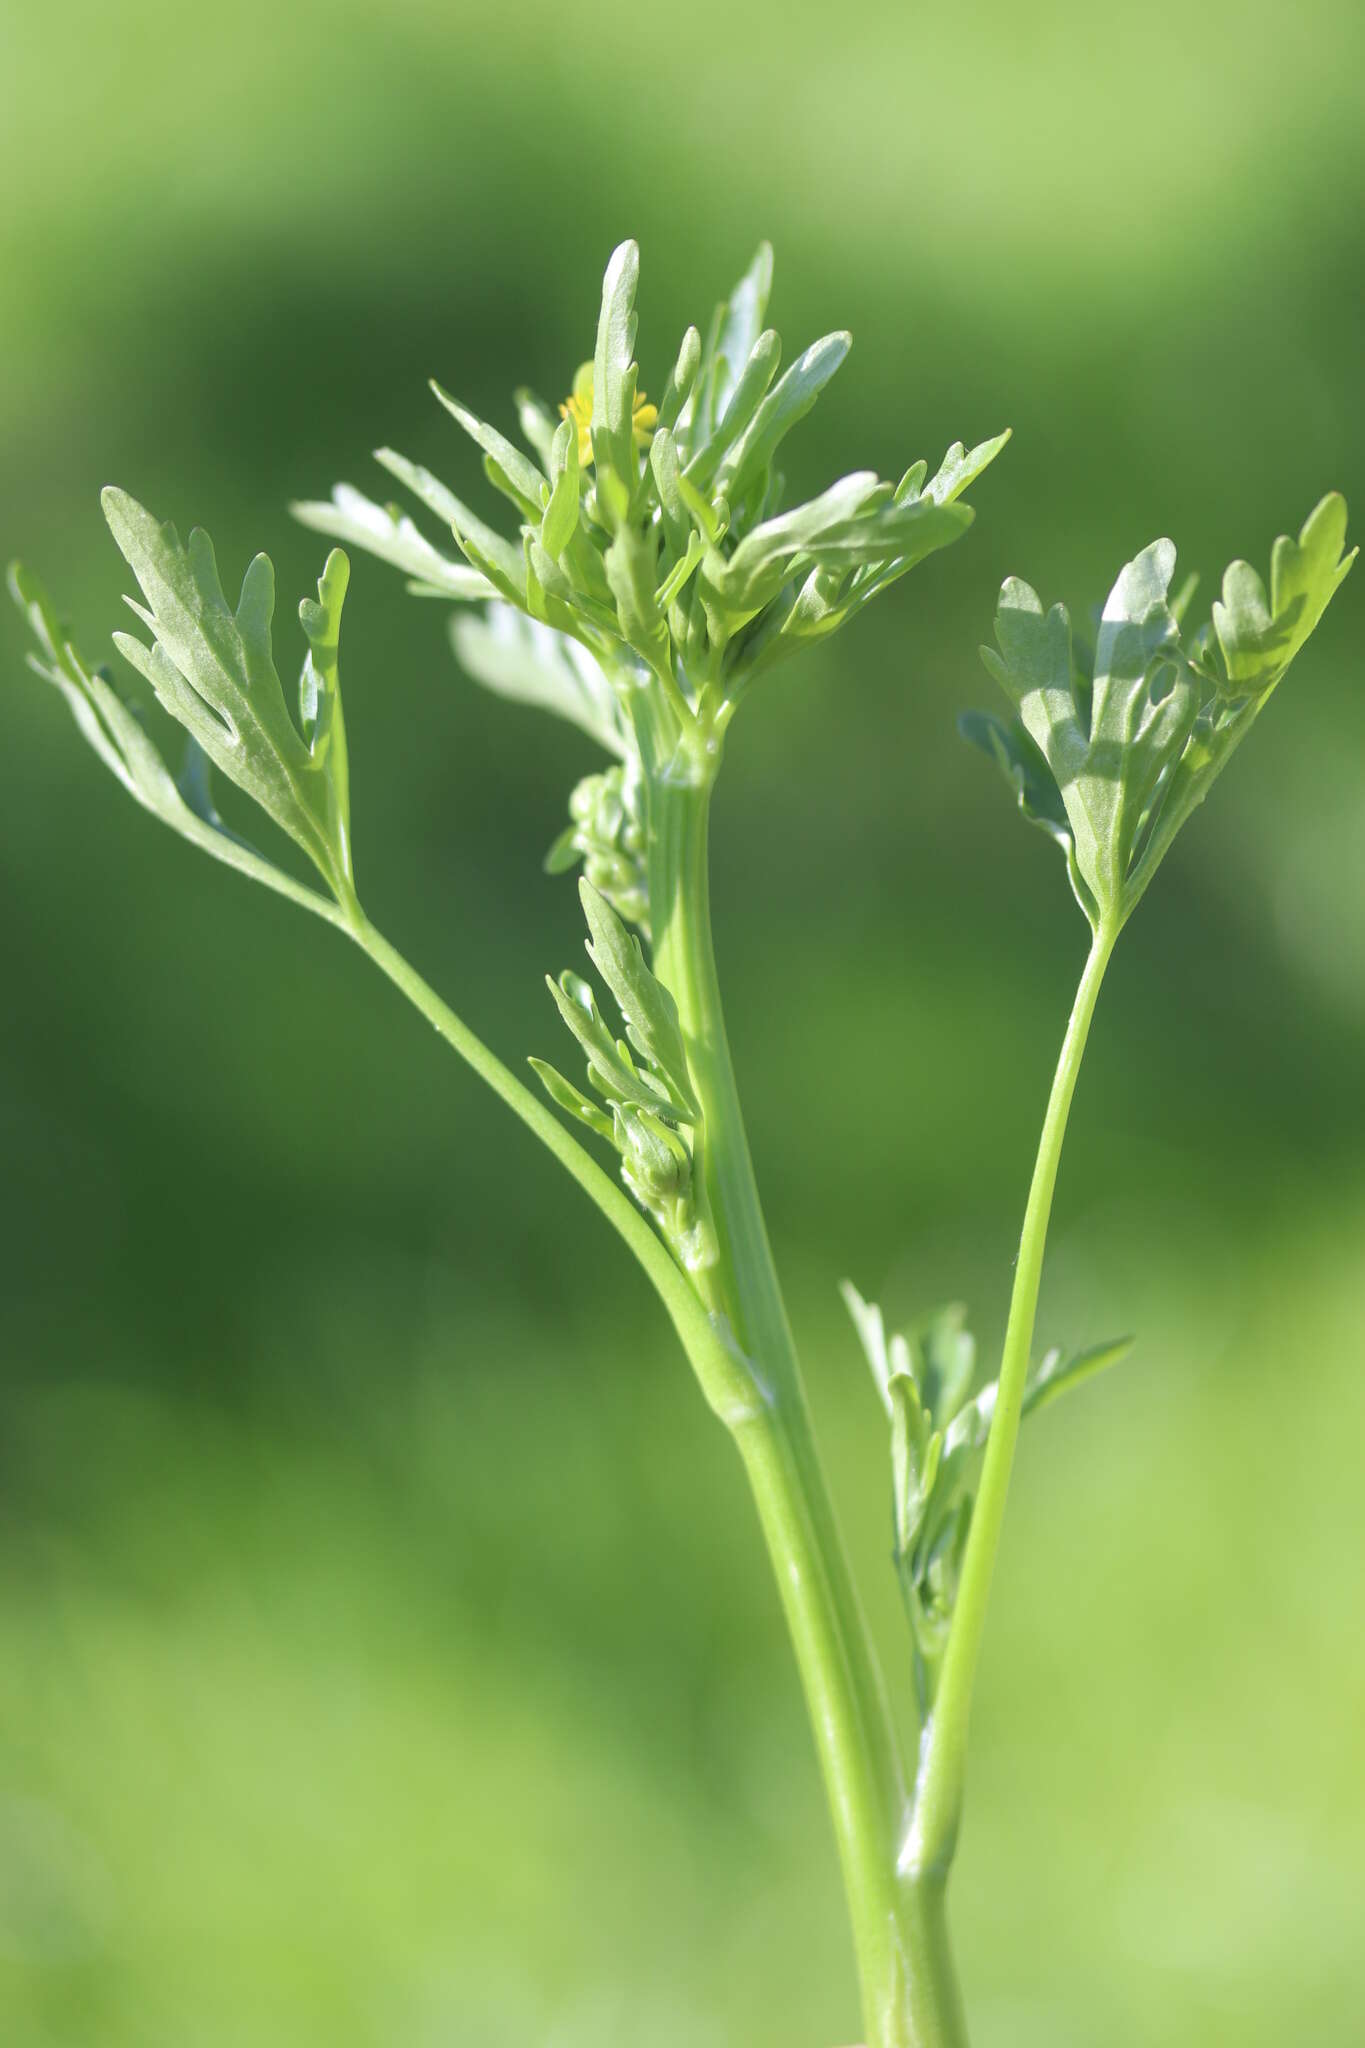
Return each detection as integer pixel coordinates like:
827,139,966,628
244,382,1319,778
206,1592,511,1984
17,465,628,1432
2,2,1363,2042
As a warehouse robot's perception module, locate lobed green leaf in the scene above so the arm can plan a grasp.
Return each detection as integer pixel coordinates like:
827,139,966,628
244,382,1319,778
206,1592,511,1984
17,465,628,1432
8,560,338,921
290,482,493,600
103,488,356,903
1213,492,1355,697
971,497,1354,931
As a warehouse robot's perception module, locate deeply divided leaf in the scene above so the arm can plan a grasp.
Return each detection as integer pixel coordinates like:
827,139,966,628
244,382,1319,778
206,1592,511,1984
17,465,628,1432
102,488,359,907
968,496,1354,931
7,557,342,922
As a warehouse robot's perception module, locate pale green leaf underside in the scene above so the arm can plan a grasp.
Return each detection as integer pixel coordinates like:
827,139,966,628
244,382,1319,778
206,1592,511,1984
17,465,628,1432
102,488,356,905
450,606,631,757
8,560,339,923
969,495,1354,931
291,482,493,601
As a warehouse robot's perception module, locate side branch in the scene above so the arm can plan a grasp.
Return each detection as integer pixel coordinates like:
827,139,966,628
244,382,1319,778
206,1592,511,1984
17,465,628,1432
346,908,765,1429
904,927,1114,1881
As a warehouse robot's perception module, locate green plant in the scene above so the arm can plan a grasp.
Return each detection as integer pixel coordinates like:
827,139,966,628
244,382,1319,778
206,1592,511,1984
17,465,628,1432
6,238,1352,2048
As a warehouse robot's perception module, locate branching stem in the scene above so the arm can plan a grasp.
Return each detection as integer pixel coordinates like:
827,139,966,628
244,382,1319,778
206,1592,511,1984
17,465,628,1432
344,906,763,1431
344,734,1003,2047
905,924,1115,1883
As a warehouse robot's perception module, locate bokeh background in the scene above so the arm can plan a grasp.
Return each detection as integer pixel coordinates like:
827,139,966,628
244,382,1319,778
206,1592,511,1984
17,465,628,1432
2,2,1363,2043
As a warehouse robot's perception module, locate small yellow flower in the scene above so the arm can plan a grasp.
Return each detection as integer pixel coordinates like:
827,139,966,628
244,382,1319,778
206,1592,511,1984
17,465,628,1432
560,361,658,467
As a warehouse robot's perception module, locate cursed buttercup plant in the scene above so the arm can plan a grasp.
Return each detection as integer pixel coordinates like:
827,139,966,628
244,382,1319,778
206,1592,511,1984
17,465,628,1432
6,239,1352,2048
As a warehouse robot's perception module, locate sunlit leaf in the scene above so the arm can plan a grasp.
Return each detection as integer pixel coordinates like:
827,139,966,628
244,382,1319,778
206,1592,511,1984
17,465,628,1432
591,240,642,493
291,482,493,600
715,330,851,516
450,606,630,755
8,558,341,921
103,489,356,905
970,499,1354,931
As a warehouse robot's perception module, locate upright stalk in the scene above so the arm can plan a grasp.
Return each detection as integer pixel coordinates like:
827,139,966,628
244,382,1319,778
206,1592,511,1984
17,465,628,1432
642,718,963,2048
351,746,1113,2048
345,786,964,2043
906,925,1115,1882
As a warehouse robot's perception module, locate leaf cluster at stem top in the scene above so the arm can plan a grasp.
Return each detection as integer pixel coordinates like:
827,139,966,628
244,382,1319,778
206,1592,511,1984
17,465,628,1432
293,239,1009,748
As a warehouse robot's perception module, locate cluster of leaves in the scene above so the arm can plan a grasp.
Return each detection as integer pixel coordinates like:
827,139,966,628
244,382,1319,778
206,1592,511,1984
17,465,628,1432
963,496,1356,933
294,241,1007,929
534,880,715,1278
295,241,1006,718
842,1283,1128,1711
9,491,358,924
289,237,1012,1254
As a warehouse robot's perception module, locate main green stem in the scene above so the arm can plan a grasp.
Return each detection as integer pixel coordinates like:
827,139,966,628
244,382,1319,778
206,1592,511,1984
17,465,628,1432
352,871,959,2041
906,925,1115,1883
347,708,1115,2043
645,732,965,2048
347,802,1111,2048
